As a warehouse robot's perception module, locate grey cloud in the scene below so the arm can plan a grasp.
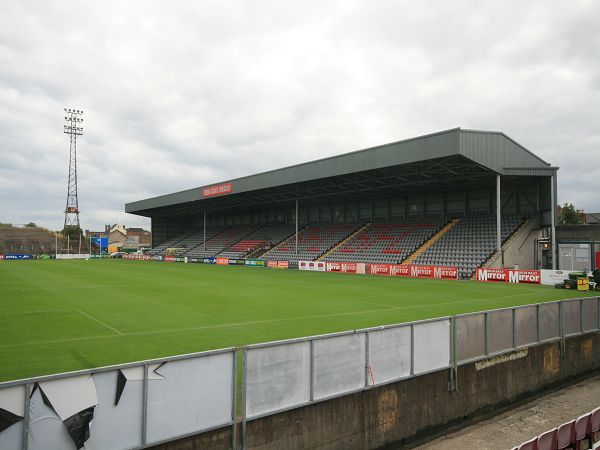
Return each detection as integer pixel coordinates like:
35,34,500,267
0,0,599,232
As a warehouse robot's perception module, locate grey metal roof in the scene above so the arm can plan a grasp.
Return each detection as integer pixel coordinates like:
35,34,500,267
126,128,557,215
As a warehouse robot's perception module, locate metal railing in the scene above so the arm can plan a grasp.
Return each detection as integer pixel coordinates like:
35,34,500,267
0,297,598,450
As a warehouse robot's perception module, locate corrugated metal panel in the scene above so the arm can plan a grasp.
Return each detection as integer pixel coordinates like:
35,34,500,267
126,128,557,214
126,129,460,213
503,168,557,176
459,130,552,173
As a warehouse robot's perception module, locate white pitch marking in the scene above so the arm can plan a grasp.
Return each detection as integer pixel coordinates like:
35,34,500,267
76,309,123,336
0,309,75,317
0,291,553,351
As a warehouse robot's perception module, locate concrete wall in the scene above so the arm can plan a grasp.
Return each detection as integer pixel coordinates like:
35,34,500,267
557,224,600,242
487,217,542,269
151,333,600,450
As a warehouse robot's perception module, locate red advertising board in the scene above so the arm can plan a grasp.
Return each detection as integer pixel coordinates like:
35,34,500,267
508,269,541,284
410,265,434,278
0,254,4,260
368,263,458,279
325,262,360,274
216,257,229,265
163,255,175,262
125,254,152,261
202,182,233,198
390,264,410,276
327,262,342,272
369,263,391,276
476,268,507,282
596,252,600,268
341,262,357,273
433,266,459,280
268,260,289,269
476,268,540,284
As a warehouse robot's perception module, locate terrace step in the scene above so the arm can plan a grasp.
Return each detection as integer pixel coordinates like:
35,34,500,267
403,218,459,264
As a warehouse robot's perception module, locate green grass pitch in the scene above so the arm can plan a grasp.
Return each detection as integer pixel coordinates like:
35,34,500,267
0,259,594,382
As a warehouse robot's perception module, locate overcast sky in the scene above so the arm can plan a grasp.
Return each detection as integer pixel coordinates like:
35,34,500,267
1,1,598,231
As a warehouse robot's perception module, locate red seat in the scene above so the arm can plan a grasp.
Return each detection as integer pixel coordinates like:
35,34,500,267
558,420,576,450
537,429,558,450
592,407,600,443
575,413,592,449
518,437,538,450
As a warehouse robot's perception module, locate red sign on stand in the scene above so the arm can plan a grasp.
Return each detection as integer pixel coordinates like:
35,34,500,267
202,182,233,198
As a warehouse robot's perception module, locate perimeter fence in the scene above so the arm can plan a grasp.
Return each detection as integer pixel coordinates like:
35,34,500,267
0,297,598,450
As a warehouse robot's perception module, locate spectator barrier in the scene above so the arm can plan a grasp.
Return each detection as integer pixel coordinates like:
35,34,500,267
1,297,597,450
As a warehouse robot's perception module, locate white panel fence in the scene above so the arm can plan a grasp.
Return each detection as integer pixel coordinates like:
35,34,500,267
0,297,598,450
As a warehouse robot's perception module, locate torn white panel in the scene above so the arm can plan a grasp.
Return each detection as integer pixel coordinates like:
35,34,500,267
146,354,233,444
85,371,142,450
0,386,25,417
0,417,22,450
39,375,97,421
28,389,76,450
120,366,145,381
148,363,165,380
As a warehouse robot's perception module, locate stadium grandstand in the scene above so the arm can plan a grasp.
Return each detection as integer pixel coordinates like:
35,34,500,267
125,128,559,277
0,224,62,255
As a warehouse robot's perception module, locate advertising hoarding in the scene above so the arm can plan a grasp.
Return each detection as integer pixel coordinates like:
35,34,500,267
4,254,33,260
245,259,266,267
300,261,326,271
267,260,288,269
540,270,567,285
476,268,540,284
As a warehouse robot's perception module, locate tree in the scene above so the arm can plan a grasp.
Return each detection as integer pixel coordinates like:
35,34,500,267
558,203,582,225
62,225,84,239
25,222,37,228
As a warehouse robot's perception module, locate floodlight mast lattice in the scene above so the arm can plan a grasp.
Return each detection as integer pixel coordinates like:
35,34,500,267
63,108,84,233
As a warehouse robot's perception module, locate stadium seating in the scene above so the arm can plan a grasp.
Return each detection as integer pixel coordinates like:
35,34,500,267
576,412,593,449
593,408,600,442
217,224,297,259
147,230,198,256
184,225,261,258
517,437,538,450
513,408,600,450
558,420,576,449
169,227,226,256
260,224,359,263
412,214,524,279
144,214,524,275
536,429,557,450
321,217,446,264
0,225,65,255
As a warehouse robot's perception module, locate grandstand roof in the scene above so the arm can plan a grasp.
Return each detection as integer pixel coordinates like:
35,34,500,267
126,128,558,217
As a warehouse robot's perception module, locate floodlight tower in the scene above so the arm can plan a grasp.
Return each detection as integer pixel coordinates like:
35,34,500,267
63,108,84,232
